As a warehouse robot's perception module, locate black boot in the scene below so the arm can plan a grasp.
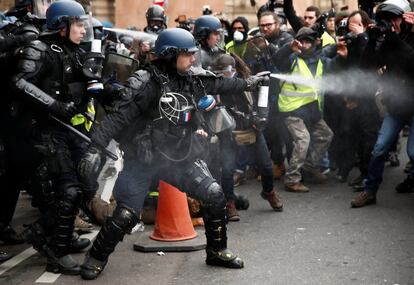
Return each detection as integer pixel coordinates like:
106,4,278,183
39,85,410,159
0,251,12,263
81,205,138,280
46,185,82,275
0,224,24,245
70,232,91,253
21,222,48,256
395,176,414,193
204,218,244,269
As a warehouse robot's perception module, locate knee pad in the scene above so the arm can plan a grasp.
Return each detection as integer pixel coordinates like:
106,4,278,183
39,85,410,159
58,184,82,215
206,182,226,209
111,204,139,234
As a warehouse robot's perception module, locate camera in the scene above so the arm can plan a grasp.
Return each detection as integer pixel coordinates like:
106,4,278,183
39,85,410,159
336,18,348,37
368,19,393,40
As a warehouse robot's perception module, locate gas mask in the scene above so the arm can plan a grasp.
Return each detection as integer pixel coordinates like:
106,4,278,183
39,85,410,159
82,39,105,93
197,95,236,134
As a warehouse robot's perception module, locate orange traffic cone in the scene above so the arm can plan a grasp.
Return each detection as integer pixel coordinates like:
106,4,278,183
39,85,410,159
150,181,198,241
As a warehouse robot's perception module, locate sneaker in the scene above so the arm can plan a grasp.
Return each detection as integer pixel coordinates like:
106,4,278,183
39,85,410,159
285,183,310,193
302,166,328,184
320,167,330,175
226,201,240,222
74,216,94,234
387,152,400,167
350,191,376,208
260,189,283,211
233,172,245,187
395,176,414,193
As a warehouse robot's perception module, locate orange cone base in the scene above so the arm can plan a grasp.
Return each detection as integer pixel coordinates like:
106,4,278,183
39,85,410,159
149,181,198,242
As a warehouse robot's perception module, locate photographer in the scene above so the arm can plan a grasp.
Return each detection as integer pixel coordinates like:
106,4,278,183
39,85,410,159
327,10,381,189
351,0,414,207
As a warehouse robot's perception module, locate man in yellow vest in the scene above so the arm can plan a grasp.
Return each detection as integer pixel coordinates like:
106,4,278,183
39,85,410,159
272,27,346,192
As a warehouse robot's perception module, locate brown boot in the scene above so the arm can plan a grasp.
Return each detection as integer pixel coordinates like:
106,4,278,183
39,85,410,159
285,183,310,193
351,191,376,208
260,189,283,211
302,166,328,184
226,201,240,222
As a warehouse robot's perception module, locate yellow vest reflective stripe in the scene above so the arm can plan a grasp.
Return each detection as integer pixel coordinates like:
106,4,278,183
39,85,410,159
225,40,247,57
321,31,336,47
278,58,323,113
70,99,96,132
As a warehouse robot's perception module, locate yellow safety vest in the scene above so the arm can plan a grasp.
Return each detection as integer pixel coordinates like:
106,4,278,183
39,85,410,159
321,31,336,47
70,98,96,132
278,57,323,113
226,40,247,58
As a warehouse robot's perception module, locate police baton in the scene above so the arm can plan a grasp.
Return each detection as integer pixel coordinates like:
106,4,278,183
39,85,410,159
50,115,118,161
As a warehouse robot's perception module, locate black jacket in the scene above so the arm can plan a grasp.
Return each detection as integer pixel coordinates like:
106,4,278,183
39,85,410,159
362,31,414,118
91,62,248,155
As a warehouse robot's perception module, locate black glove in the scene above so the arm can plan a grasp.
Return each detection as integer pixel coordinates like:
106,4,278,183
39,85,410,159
78,146,102,178
245,75,269,91
50,101,77,120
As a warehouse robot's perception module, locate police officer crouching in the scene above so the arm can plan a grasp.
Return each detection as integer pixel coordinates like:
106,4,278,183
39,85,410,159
78,28,267,280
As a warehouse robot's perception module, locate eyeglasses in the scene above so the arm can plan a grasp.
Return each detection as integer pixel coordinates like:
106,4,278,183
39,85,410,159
259,22,276,29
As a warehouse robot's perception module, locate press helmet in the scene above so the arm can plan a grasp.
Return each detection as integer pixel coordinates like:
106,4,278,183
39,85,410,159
155,28,198,60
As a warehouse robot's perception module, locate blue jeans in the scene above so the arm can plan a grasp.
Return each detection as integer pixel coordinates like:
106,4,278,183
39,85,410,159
365,114,414,193
236,133,274,191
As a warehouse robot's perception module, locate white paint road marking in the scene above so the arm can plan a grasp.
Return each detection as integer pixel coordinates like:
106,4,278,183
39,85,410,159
34,230,99,283
0,247,37,275
35,272,60,283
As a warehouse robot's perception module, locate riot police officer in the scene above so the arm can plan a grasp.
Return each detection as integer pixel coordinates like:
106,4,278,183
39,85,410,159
193,15,225,70
12,0,99,274
143,4,167,35
0,0,48,245
78,28,267,280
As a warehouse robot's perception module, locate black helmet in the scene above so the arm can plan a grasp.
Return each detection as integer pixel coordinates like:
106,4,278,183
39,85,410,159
155,28,198,59
146,5,167,24
376,0,412,19
5,0,32,16
193,15,222,40
46,0,87,30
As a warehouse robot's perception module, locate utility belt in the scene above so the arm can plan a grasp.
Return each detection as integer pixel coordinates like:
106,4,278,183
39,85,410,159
132,120,208,164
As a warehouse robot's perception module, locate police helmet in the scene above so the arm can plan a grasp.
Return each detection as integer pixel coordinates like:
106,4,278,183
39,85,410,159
46,0,87,30
376,0,412,19
193,15,222,40
155,28,199,59
146,5,167,25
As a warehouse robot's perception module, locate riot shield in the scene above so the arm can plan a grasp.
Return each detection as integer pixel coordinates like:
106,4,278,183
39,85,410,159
102,52,139,83
227,36,273,74
103,27,157,47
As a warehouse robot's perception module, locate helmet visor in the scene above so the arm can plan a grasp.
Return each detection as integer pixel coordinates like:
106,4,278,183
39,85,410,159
33,0,54,18
76,15,94,43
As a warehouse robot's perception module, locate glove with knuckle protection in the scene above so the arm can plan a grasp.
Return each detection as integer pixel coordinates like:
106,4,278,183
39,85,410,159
50,101,77,120
78,146,102,178
245,75,269,91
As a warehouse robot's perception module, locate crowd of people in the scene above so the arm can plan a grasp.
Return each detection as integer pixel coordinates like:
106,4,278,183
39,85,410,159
0,0,413,281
